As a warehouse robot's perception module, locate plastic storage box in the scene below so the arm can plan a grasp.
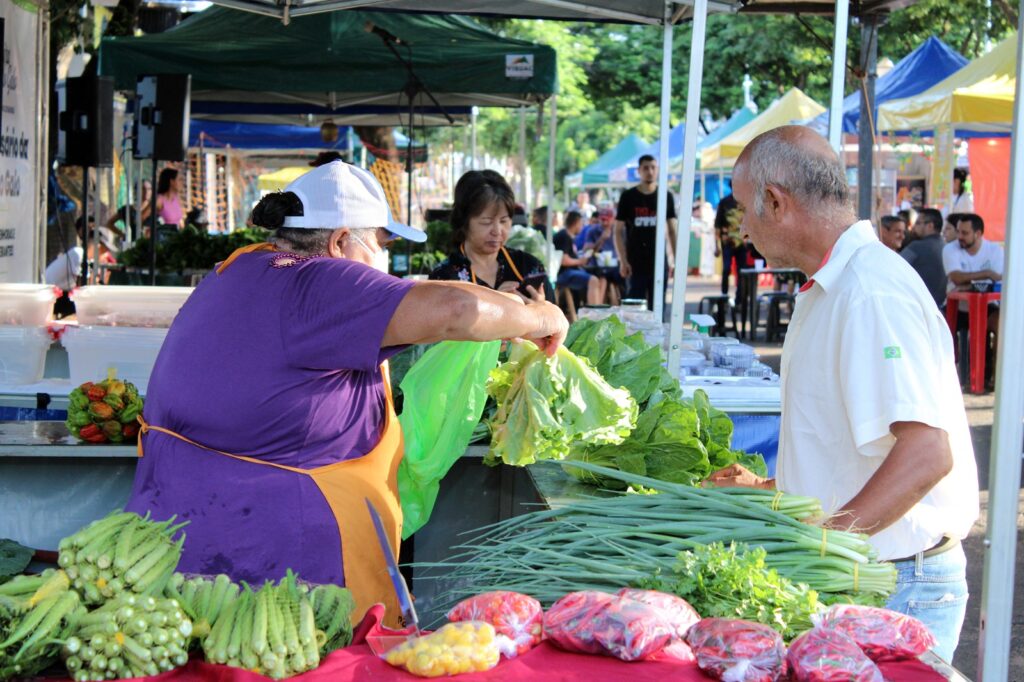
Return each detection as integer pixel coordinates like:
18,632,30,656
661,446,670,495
70,286,193,327
679,351,707,376
62,326,169,393
0,284,59,326
0,327,52,384
717,345,758,369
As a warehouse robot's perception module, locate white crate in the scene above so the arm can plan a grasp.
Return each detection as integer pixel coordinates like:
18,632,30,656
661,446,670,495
62,326,169,393
70,286,194,327
0,284,59,326
0,327,52,384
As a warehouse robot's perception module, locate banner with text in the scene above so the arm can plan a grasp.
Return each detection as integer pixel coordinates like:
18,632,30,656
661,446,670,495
0,0,39,282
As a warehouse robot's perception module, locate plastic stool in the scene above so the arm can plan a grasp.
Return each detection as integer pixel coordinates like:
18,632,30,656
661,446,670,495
698,294,738,337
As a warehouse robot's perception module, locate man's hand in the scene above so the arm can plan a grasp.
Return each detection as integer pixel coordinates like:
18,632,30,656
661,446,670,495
705,464,774,490
620,260,633,279
522,300,569,357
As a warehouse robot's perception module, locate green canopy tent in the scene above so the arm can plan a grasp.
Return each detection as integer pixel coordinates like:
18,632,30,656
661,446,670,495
99,8,557,127
564,133,649,189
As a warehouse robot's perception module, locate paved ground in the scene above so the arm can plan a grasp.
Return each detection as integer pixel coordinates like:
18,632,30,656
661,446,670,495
675,276,1024,680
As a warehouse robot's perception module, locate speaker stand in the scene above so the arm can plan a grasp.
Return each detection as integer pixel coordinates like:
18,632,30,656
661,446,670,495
149,162,159,286
79,165,91,287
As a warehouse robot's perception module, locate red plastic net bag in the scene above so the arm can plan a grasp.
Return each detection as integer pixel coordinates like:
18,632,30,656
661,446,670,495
543,591,675,661
787,628,884,681
815,604,937,660
685,618,786,682
447,591,544,657
616,588,701,639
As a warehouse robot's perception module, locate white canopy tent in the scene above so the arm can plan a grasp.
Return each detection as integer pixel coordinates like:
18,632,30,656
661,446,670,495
198,2,1021,678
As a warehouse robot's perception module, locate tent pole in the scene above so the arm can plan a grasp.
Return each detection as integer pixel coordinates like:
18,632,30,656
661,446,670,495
978,9,1024,681
668,0,708,375
519,106,528,209
653,6,673,322
471,106,479,170
546,95,557,269
857,15,877,220
828,0,849,154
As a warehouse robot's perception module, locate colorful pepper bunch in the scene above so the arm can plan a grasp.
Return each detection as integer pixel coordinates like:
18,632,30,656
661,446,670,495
66,378,144,444
383,622,501,677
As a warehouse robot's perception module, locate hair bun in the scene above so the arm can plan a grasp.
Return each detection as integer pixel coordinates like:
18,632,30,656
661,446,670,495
250,191,303,230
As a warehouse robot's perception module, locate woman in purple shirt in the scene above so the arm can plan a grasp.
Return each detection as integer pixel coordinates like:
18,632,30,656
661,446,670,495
126,161,567,625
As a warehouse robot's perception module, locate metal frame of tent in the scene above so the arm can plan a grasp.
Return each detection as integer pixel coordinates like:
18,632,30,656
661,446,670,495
199,2,1021,678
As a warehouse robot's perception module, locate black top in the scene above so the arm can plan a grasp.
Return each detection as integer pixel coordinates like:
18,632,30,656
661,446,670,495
900,233,947,308
552,229,578,276
429,246,555,302
615,186,676,272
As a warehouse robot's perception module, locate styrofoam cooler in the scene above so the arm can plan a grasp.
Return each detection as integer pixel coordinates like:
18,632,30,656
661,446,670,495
62,326,169,393
0,327,52,384
0,283,60,326
70,285,193,327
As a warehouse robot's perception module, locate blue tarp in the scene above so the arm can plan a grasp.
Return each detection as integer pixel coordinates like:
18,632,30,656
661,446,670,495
810,36,968,135
189,120,352,150
188,121,426,151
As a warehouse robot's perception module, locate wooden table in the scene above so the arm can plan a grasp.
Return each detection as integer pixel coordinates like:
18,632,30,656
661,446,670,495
945,290,1000,394
737,267,806,339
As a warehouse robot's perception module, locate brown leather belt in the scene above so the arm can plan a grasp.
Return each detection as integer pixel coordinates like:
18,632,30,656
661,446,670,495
891,535,959,564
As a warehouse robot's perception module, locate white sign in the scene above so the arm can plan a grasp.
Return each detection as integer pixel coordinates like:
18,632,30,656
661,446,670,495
0,0,39,282
505,54,534,80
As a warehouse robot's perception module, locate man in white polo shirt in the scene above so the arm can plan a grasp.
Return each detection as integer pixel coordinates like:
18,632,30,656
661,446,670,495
708,126,978,663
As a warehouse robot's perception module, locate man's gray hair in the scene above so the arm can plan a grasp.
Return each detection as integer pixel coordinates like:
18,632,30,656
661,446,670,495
743,130,850,217
268,226,379,255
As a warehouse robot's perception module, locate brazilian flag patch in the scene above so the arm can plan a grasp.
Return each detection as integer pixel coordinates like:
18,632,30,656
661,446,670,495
883,346,902,359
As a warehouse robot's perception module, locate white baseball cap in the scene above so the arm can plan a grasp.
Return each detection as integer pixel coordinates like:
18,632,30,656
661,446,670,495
281,160,426,243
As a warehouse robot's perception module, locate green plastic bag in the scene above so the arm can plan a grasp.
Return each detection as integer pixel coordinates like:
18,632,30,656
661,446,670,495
397,340,501,538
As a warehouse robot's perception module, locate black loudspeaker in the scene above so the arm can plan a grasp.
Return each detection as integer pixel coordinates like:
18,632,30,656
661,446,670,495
57,76,114,167
133,74,191,161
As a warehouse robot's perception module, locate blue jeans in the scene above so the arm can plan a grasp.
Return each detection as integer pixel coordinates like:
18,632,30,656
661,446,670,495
886,543,968,663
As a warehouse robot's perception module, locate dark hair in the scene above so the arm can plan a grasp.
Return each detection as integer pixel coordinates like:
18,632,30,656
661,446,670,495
565,210,583,229
880,215,905,231
945,212,966,228
310,151,344,167
958,213,984,234
638,154,656,166
250,191,334,254
532,205,548,224
714,194,738,230
953,167,968,185
450,170,516,249
917,208,943,235
157,168,179,195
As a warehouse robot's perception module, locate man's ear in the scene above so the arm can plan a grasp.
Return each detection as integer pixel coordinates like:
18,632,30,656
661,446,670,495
764,184,787,223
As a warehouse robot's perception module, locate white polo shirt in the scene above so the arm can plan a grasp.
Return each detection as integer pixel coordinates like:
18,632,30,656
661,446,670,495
776,221,979,561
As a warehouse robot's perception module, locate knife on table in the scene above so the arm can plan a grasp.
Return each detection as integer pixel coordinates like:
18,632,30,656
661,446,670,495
365,498,420,636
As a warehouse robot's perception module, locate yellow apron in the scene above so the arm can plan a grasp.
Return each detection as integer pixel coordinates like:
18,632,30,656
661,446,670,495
138,243,406,626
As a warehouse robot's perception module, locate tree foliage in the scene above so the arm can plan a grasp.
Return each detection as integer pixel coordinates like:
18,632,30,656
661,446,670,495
470,0,1018,201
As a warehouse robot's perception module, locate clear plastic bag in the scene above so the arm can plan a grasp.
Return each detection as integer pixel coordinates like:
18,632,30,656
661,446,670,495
814,604,937,660
544,591,675,661
447,591,544,657
379,621,501,677
685,618,787,682
616,588,701,640
787,628,884,681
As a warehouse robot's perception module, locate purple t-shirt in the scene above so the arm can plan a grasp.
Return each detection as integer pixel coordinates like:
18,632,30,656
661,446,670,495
146,251,414,468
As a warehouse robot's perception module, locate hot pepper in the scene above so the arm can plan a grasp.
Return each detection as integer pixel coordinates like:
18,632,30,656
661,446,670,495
87,385,107,402
122,422,139,439
103,394,125,412
102,420,125,443
89,401,115,421
78,424,107,444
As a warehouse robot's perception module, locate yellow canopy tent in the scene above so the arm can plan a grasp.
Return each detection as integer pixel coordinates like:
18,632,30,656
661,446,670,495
257,167,309,192
700,88,826,170
877,33,1016,134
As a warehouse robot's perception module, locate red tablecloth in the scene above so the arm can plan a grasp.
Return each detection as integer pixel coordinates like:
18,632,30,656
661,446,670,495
43,606,945,681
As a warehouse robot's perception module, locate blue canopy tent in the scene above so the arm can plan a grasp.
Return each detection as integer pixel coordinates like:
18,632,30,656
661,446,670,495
188,120,425,155
564,133,648,189
809,36,968,135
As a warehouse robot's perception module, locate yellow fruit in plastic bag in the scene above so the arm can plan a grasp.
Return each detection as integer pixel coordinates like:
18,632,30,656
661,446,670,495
381,622,501,677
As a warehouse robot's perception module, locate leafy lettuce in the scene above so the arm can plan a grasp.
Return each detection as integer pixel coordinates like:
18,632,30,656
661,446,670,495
486,341,638,466
565,316,766,487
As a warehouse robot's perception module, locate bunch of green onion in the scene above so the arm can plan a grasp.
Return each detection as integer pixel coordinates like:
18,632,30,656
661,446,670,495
418,462,896,613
